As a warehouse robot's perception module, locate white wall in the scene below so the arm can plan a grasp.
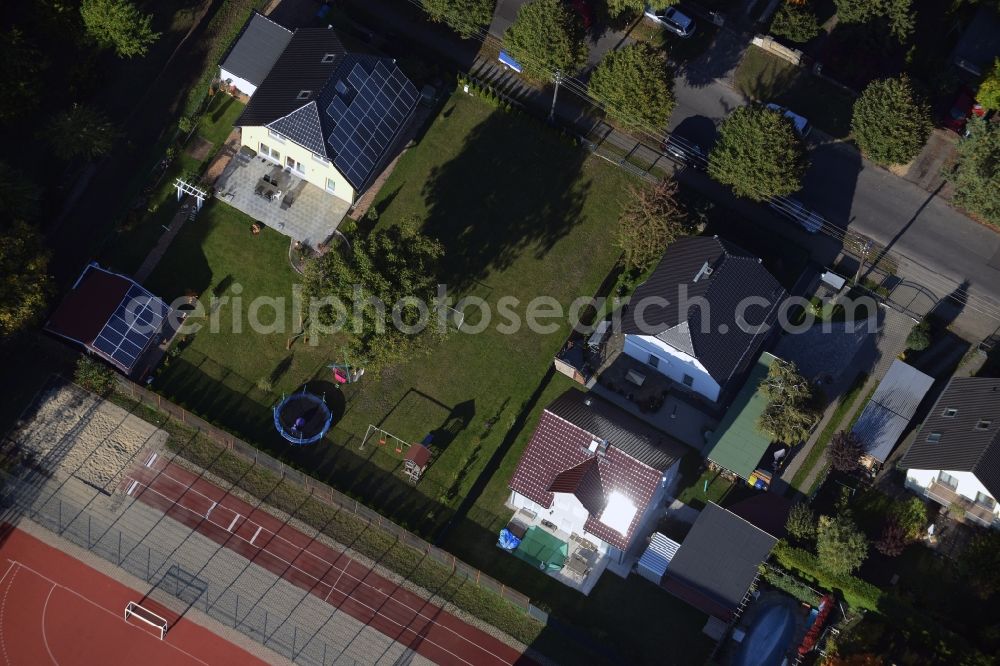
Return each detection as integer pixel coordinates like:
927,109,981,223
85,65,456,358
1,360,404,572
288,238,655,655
623,334,721,402
906,468,999,517
219,68,257,97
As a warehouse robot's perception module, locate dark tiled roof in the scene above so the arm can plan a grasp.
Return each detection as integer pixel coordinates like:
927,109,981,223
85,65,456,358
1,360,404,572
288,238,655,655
899,377,1000,497
662,503,777,619
852,360,934,463
508,389,687,551
219,12,292,87
545,388,690,470
622,236,786,393
237,29,419,193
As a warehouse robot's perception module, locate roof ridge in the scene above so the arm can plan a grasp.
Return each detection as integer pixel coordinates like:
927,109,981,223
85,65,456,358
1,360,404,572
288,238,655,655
543,407,660,473
255,10,293,34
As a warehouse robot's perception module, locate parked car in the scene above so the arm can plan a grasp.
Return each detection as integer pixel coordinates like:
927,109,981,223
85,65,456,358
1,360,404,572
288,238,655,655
768,197,824,234
662,134,707,169
765,103,812,138
644,6,696,38
943,88,985,135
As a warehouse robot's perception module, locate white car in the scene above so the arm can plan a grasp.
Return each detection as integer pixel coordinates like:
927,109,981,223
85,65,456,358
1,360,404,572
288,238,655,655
766,103,812,138
644,6,696,38
769,197,824,234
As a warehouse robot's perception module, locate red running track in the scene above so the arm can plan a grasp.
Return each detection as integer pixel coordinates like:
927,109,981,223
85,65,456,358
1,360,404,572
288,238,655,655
122,453,530,666
0,525,270,666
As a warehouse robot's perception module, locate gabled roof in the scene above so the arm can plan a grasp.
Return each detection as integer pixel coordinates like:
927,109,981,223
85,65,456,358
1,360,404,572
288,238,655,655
508,388,688,551
703,353,777,479
661,503,777,621
45,264,169,375
622,236,786,393
237,28,419,193
219,12,293,87
852,360,934,464
899,377,1000,497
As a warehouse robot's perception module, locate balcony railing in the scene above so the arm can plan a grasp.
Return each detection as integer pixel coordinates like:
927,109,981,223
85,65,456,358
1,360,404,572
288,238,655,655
926,481,997,528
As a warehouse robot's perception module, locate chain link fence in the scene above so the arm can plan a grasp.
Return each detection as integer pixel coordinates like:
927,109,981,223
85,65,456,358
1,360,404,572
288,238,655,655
1,471,360,666
115,378,540,617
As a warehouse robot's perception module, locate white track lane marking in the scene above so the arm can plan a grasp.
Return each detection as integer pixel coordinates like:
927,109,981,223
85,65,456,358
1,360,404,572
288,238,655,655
145,453,158,468
250,526,263,545
0,561,16,589
205,502,216,520
125,481,139,496
10,560,211,666
226,514,241,532
41,585,61,665
126,473,505,665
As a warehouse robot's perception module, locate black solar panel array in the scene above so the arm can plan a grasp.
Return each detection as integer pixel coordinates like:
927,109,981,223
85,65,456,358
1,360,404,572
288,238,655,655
325,60,418,189
92,285,169,371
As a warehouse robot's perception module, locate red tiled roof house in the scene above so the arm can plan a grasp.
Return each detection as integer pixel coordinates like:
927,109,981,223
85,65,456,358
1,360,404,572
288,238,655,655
507,388,689,578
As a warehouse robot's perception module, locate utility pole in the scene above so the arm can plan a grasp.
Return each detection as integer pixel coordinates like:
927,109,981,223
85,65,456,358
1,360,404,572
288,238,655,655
549,71,561,123
854,237,873,285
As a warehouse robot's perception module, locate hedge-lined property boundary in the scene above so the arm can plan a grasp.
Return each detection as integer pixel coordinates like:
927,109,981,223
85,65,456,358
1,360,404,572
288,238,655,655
110,378,546,645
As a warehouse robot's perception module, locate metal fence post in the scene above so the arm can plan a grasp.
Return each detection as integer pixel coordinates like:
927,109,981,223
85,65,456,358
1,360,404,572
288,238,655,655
57,499,62,532
293,626,297,654
263,610,268,643
118,532,122,564
146,547,150,580
87,515,91,548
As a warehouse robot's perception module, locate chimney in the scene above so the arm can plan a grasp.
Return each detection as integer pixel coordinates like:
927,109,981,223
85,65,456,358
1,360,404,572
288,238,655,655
584,397,592,407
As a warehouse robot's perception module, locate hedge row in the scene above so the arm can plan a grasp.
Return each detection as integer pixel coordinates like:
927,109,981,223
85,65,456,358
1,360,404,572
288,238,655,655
770,541,881,611
121,394,544,645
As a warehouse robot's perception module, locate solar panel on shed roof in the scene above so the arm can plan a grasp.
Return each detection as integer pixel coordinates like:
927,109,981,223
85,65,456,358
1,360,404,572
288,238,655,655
92,285,169,372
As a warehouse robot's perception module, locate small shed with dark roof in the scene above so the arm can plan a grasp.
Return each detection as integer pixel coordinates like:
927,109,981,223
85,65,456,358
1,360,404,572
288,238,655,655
852,360,934,466
661,502,777,621
219,12,293,97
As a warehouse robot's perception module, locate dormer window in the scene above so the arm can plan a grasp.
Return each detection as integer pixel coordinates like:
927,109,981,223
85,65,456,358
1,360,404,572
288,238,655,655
322,53,337,63
976,420,993,431
297,90,312,100
942,408,958,418
927,432,942,443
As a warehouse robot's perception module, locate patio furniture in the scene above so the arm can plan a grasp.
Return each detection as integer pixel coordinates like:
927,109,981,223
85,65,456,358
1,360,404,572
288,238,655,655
541,519,557,531
254,184,265,197
566,553,591,577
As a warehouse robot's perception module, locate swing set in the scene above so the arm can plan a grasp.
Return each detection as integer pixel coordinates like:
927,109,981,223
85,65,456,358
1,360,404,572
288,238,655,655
359,424,410,454
328,349,365,386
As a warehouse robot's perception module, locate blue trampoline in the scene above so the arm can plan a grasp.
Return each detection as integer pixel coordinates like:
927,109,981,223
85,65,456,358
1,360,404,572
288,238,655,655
274,387,332,445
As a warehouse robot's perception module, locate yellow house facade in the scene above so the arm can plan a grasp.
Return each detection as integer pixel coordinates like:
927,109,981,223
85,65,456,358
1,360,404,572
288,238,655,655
241,125,355,204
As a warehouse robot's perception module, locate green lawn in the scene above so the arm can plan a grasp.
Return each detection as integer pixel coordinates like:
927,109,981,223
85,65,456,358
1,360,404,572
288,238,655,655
734,45,856,140
101,93,246,275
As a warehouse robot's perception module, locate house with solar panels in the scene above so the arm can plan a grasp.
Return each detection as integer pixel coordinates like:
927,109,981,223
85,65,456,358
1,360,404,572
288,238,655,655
506,387,689,592
45,263,173,379
215,26,420,247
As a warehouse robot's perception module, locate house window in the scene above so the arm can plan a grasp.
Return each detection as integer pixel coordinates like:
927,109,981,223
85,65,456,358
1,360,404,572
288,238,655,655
927,432,942,443
325,177,337,193
267,129,286,143
322,53,337,63
297,90,311,100
942,408,958,418
937,471,958,490
975,492,996,510
975,420,993,430
285,156,305,175
259,142,280,163
647,354,659,368
682,374,694,387
311,153,330,166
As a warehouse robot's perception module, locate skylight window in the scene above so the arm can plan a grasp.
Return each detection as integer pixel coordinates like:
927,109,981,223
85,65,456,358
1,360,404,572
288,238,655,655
976,420,993,431
927,432,942,442
322,53,337,63
942,408,958,418
599,492,637,535
297,90,312,100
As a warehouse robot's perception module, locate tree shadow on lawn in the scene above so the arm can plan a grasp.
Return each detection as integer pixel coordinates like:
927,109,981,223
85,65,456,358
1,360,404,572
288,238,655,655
418,111,591,292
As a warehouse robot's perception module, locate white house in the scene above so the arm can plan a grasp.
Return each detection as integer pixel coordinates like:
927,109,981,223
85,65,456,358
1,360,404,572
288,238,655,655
218,12,292,98
507,388,688,578
899,377,1000,528
621,236,786,404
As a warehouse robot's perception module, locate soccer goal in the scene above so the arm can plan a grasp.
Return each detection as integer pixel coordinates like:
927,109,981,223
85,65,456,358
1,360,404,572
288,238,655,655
124,601,169,639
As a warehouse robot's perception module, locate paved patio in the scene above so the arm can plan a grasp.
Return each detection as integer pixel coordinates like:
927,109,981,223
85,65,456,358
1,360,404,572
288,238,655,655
215,148,350,247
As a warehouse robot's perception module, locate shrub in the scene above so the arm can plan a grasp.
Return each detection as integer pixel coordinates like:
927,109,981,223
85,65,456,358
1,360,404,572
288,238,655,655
786,502,817,542
905,319,931,351
829,431,864,473
816,513,869,576
770,2,821,44
771,541,881,610
74,356,117,394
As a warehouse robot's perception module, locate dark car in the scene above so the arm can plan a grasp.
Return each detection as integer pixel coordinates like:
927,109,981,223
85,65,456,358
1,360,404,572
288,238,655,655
944,88,985,134
662,135,707,169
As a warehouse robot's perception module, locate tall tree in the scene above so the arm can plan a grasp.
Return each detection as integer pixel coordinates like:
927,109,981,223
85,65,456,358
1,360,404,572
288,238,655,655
828,431,864,472
816,513,869,576
0,223,53,338
770,2,822,44
503,0,588,81
0,162,42,224
978,58,1000,111
80,0,160,58
304,218,445,372
589,44,676,133
46,104,120,161
949,116,1000,227
958,530,1000,599
617,178,694,272
606,0,676,18
0,28,49,123
852,76,931,166
757,358,818,444
708,105,808,201
834,0,913,40
420,0,496,39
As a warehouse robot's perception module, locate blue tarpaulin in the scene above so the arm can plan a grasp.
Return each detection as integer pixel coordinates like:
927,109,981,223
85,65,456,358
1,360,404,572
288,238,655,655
497,529,521,552
498,51,523,73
